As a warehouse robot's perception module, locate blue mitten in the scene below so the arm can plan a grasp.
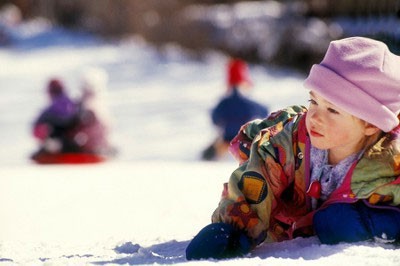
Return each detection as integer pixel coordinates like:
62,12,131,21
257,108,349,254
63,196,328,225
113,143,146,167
186,223,252,260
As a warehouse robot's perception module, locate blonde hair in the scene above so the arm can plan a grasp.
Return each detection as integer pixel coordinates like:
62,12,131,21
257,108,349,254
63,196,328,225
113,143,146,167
352,116,383,152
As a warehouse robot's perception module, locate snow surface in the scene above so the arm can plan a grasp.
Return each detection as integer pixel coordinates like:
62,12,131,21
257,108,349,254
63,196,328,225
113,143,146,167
0,19,399,266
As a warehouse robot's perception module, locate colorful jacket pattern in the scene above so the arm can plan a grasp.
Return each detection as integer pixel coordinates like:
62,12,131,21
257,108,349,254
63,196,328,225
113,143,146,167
211,105,400,247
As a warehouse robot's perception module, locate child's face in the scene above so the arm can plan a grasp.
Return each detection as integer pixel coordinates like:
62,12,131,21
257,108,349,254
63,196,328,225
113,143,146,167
306,91,370,163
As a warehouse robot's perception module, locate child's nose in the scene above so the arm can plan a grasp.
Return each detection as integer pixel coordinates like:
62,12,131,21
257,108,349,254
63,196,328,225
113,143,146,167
309,110,323,124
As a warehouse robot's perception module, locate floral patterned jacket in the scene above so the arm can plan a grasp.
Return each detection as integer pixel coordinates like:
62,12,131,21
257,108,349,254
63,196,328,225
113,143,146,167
211,105,400,246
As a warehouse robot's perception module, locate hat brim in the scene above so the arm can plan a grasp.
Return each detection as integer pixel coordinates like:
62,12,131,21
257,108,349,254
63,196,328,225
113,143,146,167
303,64,398,132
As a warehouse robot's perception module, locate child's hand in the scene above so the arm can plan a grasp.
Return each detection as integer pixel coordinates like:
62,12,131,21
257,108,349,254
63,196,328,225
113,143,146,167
33,123,49,141
186,223,252,260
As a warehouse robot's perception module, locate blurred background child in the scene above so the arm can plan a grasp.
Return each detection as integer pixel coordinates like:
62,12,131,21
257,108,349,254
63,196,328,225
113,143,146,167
69,67,117,157
202,58,269,160
31,77,78,157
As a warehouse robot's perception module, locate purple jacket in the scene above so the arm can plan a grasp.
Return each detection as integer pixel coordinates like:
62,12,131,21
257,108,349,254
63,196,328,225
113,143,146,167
34,94,77,127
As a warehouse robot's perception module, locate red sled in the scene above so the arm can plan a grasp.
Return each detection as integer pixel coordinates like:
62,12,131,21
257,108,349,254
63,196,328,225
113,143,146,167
31,152,107,164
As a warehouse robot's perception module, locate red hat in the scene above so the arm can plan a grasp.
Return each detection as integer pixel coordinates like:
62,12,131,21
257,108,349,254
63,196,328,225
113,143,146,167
227,59,252,89
47,78,64,96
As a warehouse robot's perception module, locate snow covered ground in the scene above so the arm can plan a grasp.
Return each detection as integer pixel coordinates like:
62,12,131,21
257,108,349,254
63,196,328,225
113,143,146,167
0,19,399,266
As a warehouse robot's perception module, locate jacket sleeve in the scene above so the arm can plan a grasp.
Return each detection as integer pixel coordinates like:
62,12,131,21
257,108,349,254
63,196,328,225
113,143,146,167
229,105,307,164
212,106,307,246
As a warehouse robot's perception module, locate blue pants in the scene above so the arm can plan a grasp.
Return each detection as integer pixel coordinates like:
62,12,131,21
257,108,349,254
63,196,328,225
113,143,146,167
313,201,400,244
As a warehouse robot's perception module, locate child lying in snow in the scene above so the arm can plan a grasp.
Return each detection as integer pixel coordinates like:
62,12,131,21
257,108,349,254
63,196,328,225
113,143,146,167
187,36,400,260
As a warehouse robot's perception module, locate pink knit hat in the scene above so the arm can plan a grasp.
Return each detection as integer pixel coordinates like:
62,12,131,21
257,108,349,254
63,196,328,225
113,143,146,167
304,36,400,132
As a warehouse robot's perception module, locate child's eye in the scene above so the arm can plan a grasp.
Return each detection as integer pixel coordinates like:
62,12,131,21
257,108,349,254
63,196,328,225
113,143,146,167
327,107,339,114
308,99,317,105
